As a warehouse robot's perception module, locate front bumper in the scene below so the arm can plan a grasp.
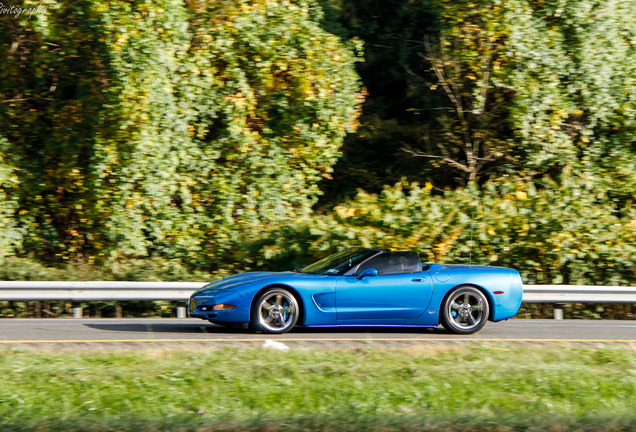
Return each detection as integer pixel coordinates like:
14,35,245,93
188,294,250,323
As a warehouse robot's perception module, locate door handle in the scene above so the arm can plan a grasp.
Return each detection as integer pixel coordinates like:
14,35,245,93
411,278,424,282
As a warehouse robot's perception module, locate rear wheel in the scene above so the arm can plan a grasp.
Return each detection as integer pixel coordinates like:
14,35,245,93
250,287,299,334
440,286,489,334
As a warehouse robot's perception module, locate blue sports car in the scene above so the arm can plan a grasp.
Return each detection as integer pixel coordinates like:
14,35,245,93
188,247,523,334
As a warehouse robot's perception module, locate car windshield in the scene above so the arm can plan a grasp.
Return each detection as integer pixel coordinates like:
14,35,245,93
299,247,381,275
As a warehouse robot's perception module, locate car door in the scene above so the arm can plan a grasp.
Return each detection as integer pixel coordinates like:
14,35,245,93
334,252,433,321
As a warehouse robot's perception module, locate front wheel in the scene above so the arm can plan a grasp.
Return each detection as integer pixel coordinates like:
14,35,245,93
440,286,490,334
250,288,299,334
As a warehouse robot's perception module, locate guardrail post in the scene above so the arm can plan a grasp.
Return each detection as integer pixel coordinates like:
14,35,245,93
73,307,83,319
177,306,187,319
553,304,564,320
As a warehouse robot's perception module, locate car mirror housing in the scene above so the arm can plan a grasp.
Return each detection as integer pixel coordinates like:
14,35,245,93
357,268,378,280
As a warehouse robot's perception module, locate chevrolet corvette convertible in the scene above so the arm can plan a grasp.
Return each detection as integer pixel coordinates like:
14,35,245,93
188,247,523,334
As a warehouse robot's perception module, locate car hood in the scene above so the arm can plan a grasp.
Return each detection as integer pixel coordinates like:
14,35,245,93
193,271,295,296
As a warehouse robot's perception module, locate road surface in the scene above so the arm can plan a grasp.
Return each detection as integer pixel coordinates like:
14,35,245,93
0,318,634,348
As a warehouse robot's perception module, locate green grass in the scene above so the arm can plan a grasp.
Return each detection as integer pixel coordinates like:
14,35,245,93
1,344,635,431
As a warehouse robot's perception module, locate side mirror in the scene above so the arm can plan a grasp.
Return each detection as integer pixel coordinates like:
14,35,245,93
357,268,378,280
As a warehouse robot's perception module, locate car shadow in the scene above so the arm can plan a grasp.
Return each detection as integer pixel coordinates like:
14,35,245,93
84,323,243,334
84,322,456,335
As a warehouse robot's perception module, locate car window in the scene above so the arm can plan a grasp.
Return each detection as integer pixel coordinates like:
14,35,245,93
300,247,382,275
354,251,421,275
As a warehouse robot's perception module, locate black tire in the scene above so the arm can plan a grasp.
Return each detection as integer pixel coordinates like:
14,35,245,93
440,286,490,334
250,287,299,334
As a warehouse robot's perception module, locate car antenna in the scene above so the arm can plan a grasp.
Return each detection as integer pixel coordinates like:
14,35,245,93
469,211,475,265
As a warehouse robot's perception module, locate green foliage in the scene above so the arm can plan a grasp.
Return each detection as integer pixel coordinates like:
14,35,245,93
307,0,636,287
0,256,209,281
518,302,635,320
0,0,363,270
258,178,636,285
321,0,636,200
502,0,636,201
150,0,363,268
0,0,634,291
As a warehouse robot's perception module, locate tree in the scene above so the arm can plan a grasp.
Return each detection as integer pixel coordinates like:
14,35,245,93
316,0,439,201
0,136,20,259
403,21,514,184
0,0,124,261
322,0,635,198
0,0,363,270
503,0,636,203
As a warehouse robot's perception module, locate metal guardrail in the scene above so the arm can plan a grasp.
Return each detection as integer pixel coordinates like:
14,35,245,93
0,282,634,319
0,281,205,301
1,282,635,302
1,282,635,303
523,285,636,303
0,281,206,318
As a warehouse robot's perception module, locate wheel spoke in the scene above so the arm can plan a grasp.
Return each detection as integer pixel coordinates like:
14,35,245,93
275,313,286,327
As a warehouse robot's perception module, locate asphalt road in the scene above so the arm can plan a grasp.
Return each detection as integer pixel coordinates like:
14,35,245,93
0,318,635,348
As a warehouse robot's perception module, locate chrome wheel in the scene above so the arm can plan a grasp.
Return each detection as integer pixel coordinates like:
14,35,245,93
252,288,299,334
441,286,489,334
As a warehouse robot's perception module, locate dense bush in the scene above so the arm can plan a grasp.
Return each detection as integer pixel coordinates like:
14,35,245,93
1,175,633,286
256,178,635,286
1,174,634,318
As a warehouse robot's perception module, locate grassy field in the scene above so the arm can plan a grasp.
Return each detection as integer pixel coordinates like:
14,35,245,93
1,344,635,431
